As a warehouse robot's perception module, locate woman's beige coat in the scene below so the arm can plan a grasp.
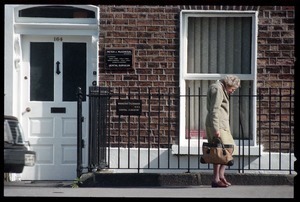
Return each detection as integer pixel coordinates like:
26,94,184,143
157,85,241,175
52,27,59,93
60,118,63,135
205,80,231,134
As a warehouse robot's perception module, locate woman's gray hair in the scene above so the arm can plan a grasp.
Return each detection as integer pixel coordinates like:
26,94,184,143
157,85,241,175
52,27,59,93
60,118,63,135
223,75,241,88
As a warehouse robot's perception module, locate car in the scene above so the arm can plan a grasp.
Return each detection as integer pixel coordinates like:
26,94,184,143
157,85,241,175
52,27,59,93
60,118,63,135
4,115,36,174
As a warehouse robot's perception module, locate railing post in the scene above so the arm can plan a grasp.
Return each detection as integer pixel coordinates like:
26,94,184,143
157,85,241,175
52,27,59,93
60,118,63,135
88,86,110,171
76,87,83,178
98,87,109,169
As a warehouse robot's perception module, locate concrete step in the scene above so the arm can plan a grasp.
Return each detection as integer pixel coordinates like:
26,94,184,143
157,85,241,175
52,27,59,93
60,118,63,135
78,172,295,187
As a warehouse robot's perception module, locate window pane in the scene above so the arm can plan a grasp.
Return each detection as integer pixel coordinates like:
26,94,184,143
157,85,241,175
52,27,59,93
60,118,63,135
185,80,212,139
30,42,54,101
63,43,86,101
230,80,253,139
185,80,252,139
19,6,95,18
187,17,252,74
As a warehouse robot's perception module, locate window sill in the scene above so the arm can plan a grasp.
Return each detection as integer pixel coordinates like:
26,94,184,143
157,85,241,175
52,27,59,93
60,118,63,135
171,144,261,157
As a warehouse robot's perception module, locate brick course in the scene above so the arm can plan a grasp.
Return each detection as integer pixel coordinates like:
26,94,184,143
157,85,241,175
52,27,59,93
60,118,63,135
97,5,294,152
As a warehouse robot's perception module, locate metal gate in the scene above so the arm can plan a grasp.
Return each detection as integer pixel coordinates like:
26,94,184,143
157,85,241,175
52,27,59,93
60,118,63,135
77,86,110,177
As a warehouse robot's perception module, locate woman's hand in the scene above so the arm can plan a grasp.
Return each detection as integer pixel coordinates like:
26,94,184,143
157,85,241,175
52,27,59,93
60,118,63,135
215,131,220,138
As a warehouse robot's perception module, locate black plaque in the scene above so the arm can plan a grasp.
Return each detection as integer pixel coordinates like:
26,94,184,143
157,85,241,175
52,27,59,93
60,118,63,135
105,48,134,69
116,99,142,115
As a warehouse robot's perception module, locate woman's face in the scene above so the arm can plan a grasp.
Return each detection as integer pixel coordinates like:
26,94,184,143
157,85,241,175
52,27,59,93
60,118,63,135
226,86,237,95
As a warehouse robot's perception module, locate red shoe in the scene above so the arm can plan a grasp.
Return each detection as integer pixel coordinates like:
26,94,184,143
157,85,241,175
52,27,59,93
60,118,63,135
220,178,231,186
211,181,228,188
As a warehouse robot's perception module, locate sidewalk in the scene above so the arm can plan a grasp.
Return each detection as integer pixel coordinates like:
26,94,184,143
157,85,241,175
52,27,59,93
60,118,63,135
3,180,294,198
3,172,296,199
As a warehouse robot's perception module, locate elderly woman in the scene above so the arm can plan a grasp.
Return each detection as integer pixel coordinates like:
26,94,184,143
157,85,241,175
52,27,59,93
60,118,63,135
205,75,241,188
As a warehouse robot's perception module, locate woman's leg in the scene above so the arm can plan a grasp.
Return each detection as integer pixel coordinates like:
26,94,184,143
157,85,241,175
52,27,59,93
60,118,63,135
218,129,234,186
219,165,231,186
211,164,228,187
219,164,226,179
213,164,220,182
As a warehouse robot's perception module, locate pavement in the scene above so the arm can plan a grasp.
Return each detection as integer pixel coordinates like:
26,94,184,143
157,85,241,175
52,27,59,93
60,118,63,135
2,172,297,199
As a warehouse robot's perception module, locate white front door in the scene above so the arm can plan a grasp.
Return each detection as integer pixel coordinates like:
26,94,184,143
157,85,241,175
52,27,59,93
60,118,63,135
20,35,90,180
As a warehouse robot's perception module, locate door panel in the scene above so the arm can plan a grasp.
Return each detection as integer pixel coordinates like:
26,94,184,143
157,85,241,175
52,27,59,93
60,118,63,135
30,42,54,101
63,42,87,101
21,36,89,180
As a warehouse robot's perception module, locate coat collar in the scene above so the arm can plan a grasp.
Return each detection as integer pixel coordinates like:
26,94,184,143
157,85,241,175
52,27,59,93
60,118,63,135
217,79,229,98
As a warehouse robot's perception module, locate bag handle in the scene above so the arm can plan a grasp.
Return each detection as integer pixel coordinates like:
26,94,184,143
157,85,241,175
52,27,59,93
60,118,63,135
212,137,228,155
212,137,224,146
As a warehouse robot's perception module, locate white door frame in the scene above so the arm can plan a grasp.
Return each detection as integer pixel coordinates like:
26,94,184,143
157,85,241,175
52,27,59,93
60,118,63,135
4,4,99,180
5,4,99,116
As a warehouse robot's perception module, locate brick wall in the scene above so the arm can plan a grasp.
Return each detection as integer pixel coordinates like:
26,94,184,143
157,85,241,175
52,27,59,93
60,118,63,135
257,6,295,88
99,5,181,90
97,5,294,152
256,6,295,152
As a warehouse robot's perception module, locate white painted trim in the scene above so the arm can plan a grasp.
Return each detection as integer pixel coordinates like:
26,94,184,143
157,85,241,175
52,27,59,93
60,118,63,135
251,11,259,146
15,23,98,36
179,10,258,147
4,5,18,116
171,144,261,156
183,74,255,80
14,4,98,24
4,4,99,119
181,10,257,16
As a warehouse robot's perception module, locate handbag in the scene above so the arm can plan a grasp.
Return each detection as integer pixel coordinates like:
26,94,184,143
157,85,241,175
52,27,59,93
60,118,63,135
200,137,234,166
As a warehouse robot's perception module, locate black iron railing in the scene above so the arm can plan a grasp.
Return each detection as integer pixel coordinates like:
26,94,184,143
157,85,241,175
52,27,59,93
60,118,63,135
77,87,294,177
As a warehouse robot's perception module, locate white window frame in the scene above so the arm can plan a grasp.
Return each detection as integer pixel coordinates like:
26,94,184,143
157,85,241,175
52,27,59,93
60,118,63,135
178,10,258,149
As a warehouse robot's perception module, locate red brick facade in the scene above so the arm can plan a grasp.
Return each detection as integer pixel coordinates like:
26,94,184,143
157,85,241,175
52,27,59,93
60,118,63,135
97,5,295,152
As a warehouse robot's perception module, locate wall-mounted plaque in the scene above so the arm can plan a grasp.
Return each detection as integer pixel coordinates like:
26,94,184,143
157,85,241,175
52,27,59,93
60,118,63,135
105,48,134,70
116,99,142,115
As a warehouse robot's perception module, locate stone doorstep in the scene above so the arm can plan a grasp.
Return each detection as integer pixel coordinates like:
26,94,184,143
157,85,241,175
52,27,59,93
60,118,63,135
78,172,295,187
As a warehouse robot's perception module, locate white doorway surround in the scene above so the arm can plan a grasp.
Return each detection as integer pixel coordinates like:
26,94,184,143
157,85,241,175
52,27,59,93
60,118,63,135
4,4,99,180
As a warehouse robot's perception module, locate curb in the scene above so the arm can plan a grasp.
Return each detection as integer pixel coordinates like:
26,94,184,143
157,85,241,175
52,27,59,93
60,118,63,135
78,172,295,187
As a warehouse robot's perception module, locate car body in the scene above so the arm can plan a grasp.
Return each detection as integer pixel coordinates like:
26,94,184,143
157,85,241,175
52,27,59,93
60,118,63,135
4,115,36,173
